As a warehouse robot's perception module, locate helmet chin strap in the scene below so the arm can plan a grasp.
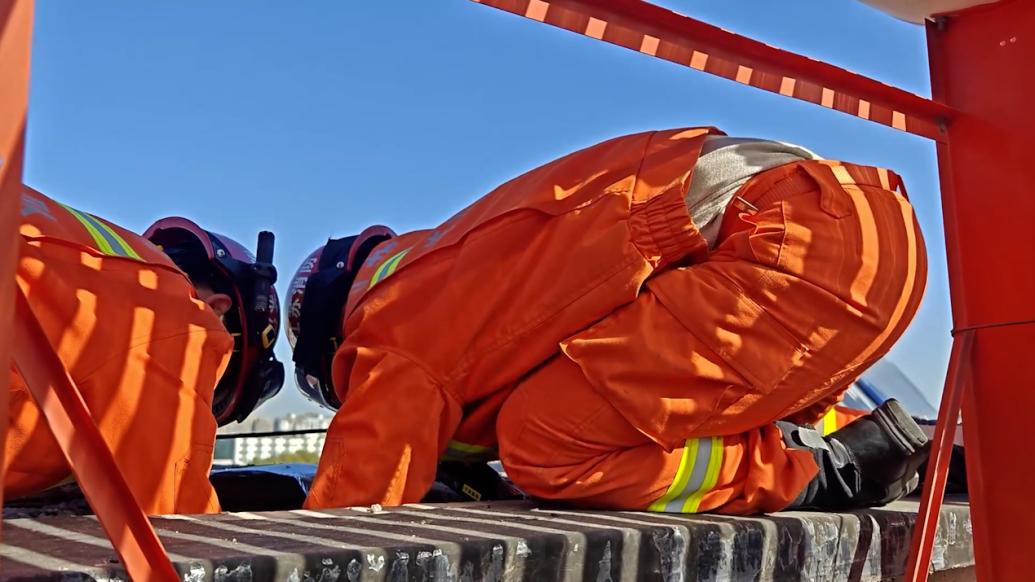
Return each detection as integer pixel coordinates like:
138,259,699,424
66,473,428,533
290,228,395,410
291,236,361,408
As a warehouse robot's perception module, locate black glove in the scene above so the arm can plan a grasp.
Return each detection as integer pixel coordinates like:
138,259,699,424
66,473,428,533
424,462,527,503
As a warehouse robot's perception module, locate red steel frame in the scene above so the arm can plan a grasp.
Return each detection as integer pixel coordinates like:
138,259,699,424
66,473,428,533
921,4,1035,579
0,0,1030,579
468,2,1031,580
0,0,33,533
472,0,954,140
0,1,178,579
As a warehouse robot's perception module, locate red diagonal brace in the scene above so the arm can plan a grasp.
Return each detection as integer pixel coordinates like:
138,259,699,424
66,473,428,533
12,290,180,582
471,0,954,141
905,330,973,582
0,0,36,536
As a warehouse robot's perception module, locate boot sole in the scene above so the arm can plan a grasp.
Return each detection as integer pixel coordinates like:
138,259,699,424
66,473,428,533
868,405,932,505
871,399,929,455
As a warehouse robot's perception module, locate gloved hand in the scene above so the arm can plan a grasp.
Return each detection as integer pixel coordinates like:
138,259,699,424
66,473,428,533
426,462,527,503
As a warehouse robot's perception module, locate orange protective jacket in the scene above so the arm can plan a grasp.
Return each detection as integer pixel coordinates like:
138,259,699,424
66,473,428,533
306,127,924,510
309,128,717,507
8,187,230,514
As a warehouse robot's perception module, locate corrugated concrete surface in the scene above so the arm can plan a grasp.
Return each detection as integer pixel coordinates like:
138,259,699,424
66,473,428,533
0,498,973,581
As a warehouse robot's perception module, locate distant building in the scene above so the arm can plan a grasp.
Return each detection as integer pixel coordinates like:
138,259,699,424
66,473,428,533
251,416,274,434
213,413,331,465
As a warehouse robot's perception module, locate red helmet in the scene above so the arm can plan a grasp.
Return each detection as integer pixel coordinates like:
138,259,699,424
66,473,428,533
286,225,395,409
144,217,284,425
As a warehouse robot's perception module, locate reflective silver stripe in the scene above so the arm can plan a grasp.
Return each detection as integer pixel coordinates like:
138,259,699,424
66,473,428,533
662,437,713,513
649,436,724,514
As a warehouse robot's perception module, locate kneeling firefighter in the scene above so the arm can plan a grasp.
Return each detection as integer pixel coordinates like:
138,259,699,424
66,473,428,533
9,187,284,514
288,127,930,514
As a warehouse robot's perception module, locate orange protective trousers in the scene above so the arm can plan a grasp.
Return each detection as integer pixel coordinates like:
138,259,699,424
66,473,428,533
307,128,926,514
8,187,230,515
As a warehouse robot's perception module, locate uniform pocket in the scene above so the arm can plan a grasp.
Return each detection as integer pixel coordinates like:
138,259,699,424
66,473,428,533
651,273,809,394
703,294,806,392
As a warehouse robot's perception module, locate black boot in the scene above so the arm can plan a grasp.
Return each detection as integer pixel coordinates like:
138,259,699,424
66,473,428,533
784,399,930,511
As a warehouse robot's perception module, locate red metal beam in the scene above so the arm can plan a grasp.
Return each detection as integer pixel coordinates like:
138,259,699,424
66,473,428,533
0,0,35,534
471,0,953,141
2,5,176,576
12,290,180,582
923,4,1035,580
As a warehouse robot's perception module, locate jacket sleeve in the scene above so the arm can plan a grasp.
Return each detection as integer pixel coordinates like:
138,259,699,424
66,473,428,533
305,346,463,509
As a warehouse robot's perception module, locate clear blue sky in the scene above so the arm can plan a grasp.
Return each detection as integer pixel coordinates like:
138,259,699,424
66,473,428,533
24,1,949,419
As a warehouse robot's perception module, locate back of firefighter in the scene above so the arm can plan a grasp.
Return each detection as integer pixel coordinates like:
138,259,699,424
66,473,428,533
8,187,232,514
291,127,928,514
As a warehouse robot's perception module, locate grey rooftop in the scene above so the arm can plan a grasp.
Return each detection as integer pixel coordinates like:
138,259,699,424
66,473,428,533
0,498,974,581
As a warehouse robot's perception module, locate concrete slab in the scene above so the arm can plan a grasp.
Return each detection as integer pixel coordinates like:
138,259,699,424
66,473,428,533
0,497,973,581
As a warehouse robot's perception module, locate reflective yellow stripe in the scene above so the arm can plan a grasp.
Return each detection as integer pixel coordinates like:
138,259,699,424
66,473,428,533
95,220,141,259
369,248,410,288
381,249,409,279
60,203,141,260
822,410,838,436
648,439,697,512
441,439,497,462
648,436,724,514
683,437,724,513
447,440,494,454
61,203,116,255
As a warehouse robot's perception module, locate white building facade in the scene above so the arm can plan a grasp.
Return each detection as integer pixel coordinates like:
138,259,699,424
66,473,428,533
214,413,332,465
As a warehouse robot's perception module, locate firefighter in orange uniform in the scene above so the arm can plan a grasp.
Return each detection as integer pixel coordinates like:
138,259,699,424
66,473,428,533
9,187,284,515
288,128,930,514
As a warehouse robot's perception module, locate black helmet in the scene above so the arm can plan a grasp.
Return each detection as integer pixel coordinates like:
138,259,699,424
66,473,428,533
144,217,284,425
